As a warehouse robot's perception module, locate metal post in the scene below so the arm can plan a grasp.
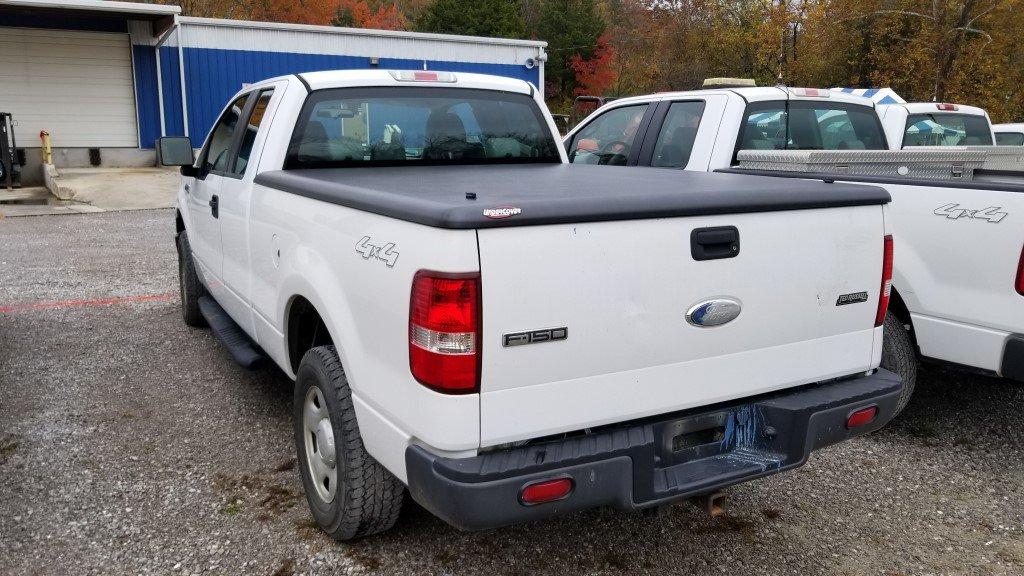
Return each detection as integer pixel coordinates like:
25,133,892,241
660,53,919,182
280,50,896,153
177,22,189,137
155,46,166,137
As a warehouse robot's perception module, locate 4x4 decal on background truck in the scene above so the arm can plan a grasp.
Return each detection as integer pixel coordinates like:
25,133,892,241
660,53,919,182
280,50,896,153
933,203,1008,223
355,236,399,268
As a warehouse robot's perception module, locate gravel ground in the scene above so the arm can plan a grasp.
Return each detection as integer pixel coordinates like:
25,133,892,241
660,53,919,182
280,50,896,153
1,209,1023,576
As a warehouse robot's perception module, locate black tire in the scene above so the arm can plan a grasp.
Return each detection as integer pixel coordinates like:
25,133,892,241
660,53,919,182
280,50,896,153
176,231,206,328
293,345,405,541
881,312,917,417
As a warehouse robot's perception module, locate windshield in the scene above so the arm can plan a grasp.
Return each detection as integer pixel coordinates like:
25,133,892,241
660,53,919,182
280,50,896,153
902,113,993,147
737,101,887,156
284,87,560,169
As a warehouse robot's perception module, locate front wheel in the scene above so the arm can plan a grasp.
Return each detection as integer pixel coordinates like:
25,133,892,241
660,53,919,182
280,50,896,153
293,345,405,541
881,312,918,417
176,231,206,327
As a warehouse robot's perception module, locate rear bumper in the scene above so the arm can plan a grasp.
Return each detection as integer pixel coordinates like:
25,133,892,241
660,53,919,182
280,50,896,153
406,368,902,531
1002,334,1024,381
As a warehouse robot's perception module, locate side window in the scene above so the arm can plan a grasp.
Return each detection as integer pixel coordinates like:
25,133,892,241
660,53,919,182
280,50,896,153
995,132,1023,146
234,89,274,175
568,104,648,166
651,101,705,168
202,94,249,174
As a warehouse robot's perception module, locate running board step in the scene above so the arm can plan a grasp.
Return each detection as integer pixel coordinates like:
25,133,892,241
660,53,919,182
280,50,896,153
198,296,264,369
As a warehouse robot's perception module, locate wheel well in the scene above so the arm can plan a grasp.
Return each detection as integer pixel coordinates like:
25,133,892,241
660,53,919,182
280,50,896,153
287,296,333,374
888,285,911,327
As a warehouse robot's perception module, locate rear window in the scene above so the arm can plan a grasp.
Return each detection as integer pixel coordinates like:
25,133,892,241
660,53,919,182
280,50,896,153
737,101,887,157
995,132,1024,146
284,87,559,169
902,113,994,147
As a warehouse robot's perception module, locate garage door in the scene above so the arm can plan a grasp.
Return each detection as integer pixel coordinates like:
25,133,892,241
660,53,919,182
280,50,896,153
0,27,139,148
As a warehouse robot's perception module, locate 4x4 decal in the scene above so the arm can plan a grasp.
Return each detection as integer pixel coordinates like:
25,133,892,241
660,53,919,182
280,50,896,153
933,203,1007,223
355,236,399,268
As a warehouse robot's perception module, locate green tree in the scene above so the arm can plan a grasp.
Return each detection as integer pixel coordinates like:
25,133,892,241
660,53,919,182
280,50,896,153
535,0,606,99
414,0,526,38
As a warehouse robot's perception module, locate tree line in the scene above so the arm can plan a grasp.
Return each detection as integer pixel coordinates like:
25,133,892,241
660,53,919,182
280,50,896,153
158,0,1024,122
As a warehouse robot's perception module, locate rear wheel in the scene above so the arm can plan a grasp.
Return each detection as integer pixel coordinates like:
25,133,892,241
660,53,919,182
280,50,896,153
881,312,917,417
176,231,206,327
293,345,405,541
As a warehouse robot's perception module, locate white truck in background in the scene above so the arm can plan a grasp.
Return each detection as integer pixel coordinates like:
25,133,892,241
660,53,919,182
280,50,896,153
995,123,1024,147
877,102,996,148
564,86,1024,412
157,70,902,539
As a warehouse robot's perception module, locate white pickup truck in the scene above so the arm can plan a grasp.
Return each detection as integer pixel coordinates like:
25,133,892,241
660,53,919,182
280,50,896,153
158,70,901,539
877,102,996,148
995,123,1024,147
564,87,1024,412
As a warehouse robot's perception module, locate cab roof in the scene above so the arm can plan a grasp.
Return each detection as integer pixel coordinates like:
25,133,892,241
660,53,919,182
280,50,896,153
993,123,1024,132
597,86,876,107
889,102,989,116
292,69,535,94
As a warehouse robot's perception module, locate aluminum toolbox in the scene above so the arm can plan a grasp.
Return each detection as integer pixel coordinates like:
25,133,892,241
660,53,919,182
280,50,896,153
736,148,987,181
963,146,1024,172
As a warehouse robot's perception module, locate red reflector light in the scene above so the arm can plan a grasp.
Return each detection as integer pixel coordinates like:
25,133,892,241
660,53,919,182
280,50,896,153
846,406,878,428
875,235,894,327
409,271,480,393
520,478,573,505
1016,246,1024,296
935,103,959,111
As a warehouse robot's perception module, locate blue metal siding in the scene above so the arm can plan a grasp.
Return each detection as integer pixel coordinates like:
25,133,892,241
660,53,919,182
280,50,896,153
132,46,539,148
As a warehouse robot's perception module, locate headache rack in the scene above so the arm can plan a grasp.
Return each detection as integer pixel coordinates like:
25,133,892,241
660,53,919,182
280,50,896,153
735,147,1024,183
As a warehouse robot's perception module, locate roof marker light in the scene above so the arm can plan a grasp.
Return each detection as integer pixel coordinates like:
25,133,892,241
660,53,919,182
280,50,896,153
390,70,457,83
789,88,830,98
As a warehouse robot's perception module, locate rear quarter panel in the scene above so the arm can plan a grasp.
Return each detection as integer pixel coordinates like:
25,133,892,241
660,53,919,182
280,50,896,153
887,183,1024,369
248,186,481,479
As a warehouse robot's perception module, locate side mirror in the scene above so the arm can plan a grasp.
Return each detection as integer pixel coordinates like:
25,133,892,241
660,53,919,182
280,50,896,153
156,137,195,167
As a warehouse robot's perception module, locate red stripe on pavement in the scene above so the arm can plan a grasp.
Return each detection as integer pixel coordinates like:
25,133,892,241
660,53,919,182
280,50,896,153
0,292,177,314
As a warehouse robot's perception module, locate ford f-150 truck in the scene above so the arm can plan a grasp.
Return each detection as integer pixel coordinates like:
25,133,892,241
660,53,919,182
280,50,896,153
158,71,901,539
877,102,996,148
995,123,1024,147
564,87,1024,414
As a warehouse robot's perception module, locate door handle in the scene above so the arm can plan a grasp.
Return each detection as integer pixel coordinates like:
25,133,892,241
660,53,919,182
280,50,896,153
691,226,739,261
209,195,219,219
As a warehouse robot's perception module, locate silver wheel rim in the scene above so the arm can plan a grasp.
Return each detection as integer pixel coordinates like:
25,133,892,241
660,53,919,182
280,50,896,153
303,386,338,503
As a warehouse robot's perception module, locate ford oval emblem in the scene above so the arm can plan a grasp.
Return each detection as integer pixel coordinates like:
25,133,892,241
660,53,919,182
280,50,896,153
686,298,742,328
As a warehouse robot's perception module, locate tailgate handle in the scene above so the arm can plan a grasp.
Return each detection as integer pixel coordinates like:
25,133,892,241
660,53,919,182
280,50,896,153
691,226,739,261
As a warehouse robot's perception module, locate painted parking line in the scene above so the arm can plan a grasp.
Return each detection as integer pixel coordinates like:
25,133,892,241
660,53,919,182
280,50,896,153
0,292,177,314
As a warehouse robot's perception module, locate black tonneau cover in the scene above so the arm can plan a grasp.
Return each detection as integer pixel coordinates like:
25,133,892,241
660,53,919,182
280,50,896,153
254,164,890,229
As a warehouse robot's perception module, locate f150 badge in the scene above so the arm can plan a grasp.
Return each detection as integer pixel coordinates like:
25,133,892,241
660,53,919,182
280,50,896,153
933,203,1007,223
355,236,399,268
503,327,568,347
686,298,742,328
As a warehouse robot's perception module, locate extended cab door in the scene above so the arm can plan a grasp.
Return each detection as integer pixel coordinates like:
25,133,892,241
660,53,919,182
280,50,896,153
189,93,252,283
634,95,729,171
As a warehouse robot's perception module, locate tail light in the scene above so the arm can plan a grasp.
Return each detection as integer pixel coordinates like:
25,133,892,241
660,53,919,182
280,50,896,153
935,103,959,111
875,235,894,327
1016,246,1024,296
409,271,480,393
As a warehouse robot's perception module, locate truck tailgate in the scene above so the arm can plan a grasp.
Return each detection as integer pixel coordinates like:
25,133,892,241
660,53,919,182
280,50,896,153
477,206,885,446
